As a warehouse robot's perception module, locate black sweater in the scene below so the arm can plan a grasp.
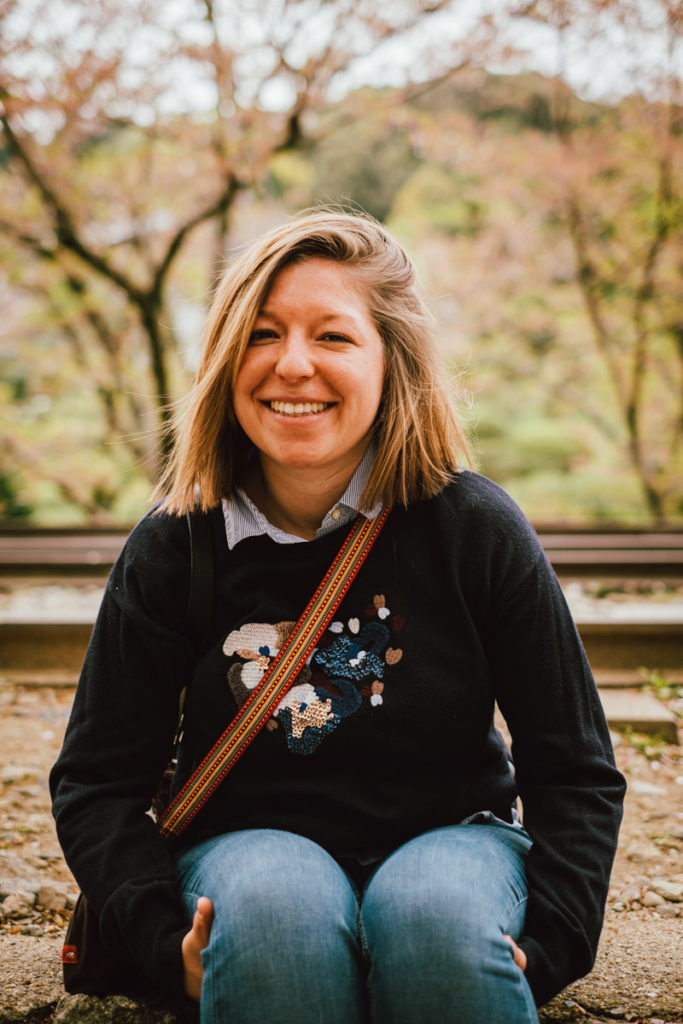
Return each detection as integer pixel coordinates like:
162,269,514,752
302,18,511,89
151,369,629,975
50,471,625,1007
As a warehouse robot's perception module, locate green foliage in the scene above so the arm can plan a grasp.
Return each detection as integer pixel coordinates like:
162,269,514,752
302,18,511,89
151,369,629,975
639,669,683,704
266,152,315,203
474,413,589,479
0,470,34,519
497,467,650,523
392,165,487,237
307,117,420,222
0,354,153,524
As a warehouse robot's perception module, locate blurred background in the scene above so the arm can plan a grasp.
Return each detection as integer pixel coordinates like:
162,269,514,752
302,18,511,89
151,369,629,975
1,0,681,526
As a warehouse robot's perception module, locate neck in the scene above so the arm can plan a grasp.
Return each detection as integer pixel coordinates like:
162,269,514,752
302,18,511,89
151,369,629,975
246,457,361,540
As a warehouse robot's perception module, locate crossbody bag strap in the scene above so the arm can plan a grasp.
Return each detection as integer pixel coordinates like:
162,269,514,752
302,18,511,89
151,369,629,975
169,508,216,750
186,507,215,650
158,505,391,838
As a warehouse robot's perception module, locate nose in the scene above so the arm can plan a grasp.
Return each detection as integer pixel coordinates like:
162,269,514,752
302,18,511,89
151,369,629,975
273,334,315,381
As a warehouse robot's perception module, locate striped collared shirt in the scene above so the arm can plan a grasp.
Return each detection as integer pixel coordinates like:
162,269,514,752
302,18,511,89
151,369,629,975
222,443,381,551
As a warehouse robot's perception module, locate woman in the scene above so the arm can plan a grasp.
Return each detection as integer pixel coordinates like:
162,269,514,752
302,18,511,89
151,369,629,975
51,210,625,1023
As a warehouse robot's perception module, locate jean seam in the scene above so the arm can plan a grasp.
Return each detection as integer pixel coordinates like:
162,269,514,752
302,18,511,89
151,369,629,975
503,895,528,938
203,940,218,1023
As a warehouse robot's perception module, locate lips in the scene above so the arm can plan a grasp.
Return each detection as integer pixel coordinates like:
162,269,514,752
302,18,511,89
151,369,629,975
267,400,331,416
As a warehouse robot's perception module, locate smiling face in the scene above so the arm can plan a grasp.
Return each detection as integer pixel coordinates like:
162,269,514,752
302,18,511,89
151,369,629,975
233,257,385,486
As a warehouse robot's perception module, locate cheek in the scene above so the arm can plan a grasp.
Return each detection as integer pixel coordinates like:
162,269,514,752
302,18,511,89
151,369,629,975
232,358,259,410
231,389,256,439
364,351,385,413
231,380,246,422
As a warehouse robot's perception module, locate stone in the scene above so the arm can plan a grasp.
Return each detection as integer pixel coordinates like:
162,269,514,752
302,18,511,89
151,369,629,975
23,851,52,871
0,849,40,878
0,765,40,783
21,923,44,936
630,780,668,796
597,689,678,743
640,890,665,907
0,877,39,900
52,993,195,1023
16,784,43,799
619,882,643,903
625,841,657,863
649,878,683,902
1,890,35,918
37,880,70,911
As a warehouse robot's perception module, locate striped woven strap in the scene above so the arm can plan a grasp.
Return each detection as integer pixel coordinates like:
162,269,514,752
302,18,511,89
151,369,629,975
158,505,391,838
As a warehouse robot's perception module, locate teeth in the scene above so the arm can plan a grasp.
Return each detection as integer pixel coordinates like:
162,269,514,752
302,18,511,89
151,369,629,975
269,401,328,416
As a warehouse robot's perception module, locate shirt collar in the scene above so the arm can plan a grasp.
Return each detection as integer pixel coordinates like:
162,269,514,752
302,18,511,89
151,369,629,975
223,441,381,550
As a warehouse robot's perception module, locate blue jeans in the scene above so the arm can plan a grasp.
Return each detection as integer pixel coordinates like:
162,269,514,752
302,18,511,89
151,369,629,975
175,823,538,1024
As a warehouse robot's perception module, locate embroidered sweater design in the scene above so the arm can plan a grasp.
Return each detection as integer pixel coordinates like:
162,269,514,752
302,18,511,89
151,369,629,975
223,595,403,754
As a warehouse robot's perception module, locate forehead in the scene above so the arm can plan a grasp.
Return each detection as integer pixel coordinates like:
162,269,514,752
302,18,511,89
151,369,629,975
261,257,371,317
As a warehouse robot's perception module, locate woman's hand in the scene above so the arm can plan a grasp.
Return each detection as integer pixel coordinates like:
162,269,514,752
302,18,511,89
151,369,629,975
182,896,214,1001
503,934,527,972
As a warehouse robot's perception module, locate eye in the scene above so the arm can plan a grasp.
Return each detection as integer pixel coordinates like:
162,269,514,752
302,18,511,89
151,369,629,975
321,332,352,344
249,328,279,345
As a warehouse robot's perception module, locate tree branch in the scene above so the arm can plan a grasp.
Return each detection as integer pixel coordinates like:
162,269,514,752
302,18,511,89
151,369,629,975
1,112,142,301
151,174,243,303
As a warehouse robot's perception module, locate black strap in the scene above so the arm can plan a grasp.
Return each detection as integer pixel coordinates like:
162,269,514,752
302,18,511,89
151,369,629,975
185,507,215,651
170,508,215,748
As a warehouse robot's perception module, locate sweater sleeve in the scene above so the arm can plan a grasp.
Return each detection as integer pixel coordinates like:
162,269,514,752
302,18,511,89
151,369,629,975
473,487,626,1006
50,511,196,998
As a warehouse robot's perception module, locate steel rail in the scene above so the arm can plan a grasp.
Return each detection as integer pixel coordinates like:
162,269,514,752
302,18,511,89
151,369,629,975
2,528,683,577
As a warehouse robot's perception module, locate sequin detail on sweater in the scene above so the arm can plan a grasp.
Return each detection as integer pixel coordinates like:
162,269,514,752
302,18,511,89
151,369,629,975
222,594,404,754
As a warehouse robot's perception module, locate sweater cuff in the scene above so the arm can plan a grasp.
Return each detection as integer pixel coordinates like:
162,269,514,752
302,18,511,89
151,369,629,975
518,936,555,1007
100,883,188,1000
142,922,187,999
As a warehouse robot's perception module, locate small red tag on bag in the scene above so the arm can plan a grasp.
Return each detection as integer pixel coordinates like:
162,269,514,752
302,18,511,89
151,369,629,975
62,945,78,964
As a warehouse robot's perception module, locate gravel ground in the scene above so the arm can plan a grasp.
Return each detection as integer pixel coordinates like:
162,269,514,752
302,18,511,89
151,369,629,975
0,683,681,1023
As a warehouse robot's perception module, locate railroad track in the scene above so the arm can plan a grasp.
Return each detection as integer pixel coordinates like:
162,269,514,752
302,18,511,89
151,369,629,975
1,617,681,673
1,527,683,578
1,527,681,741
0,617,681,742
538,529,683,578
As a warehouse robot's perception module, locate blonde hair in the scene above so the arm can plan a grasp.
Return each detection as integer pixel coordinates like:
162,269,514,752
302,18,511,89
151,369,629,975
155,210,469,514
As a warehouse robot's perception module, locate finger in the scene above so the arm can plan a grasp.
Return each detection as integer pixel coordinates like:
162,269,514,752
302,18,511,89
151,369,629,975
502,934,527,972
193,897,214,946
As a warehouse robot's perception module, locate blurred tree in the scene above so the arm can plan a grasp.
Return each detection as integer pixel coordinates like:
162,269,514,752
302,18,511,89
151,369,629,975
509,0,683,517
307,106,420,221
0,0,476,516
391,162,487,236
386,1,682,520
2,0,679,522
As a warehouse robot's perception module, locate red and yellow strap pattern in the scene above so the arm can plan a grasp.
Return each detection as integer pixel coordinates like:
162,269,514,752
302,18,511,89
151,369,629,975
158,506,391,838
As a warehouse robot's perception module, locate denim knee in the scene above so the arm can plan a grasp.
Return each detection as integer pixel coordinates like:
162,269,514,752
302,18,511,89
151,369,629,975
175,829,367,1024
359,824,538,1024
